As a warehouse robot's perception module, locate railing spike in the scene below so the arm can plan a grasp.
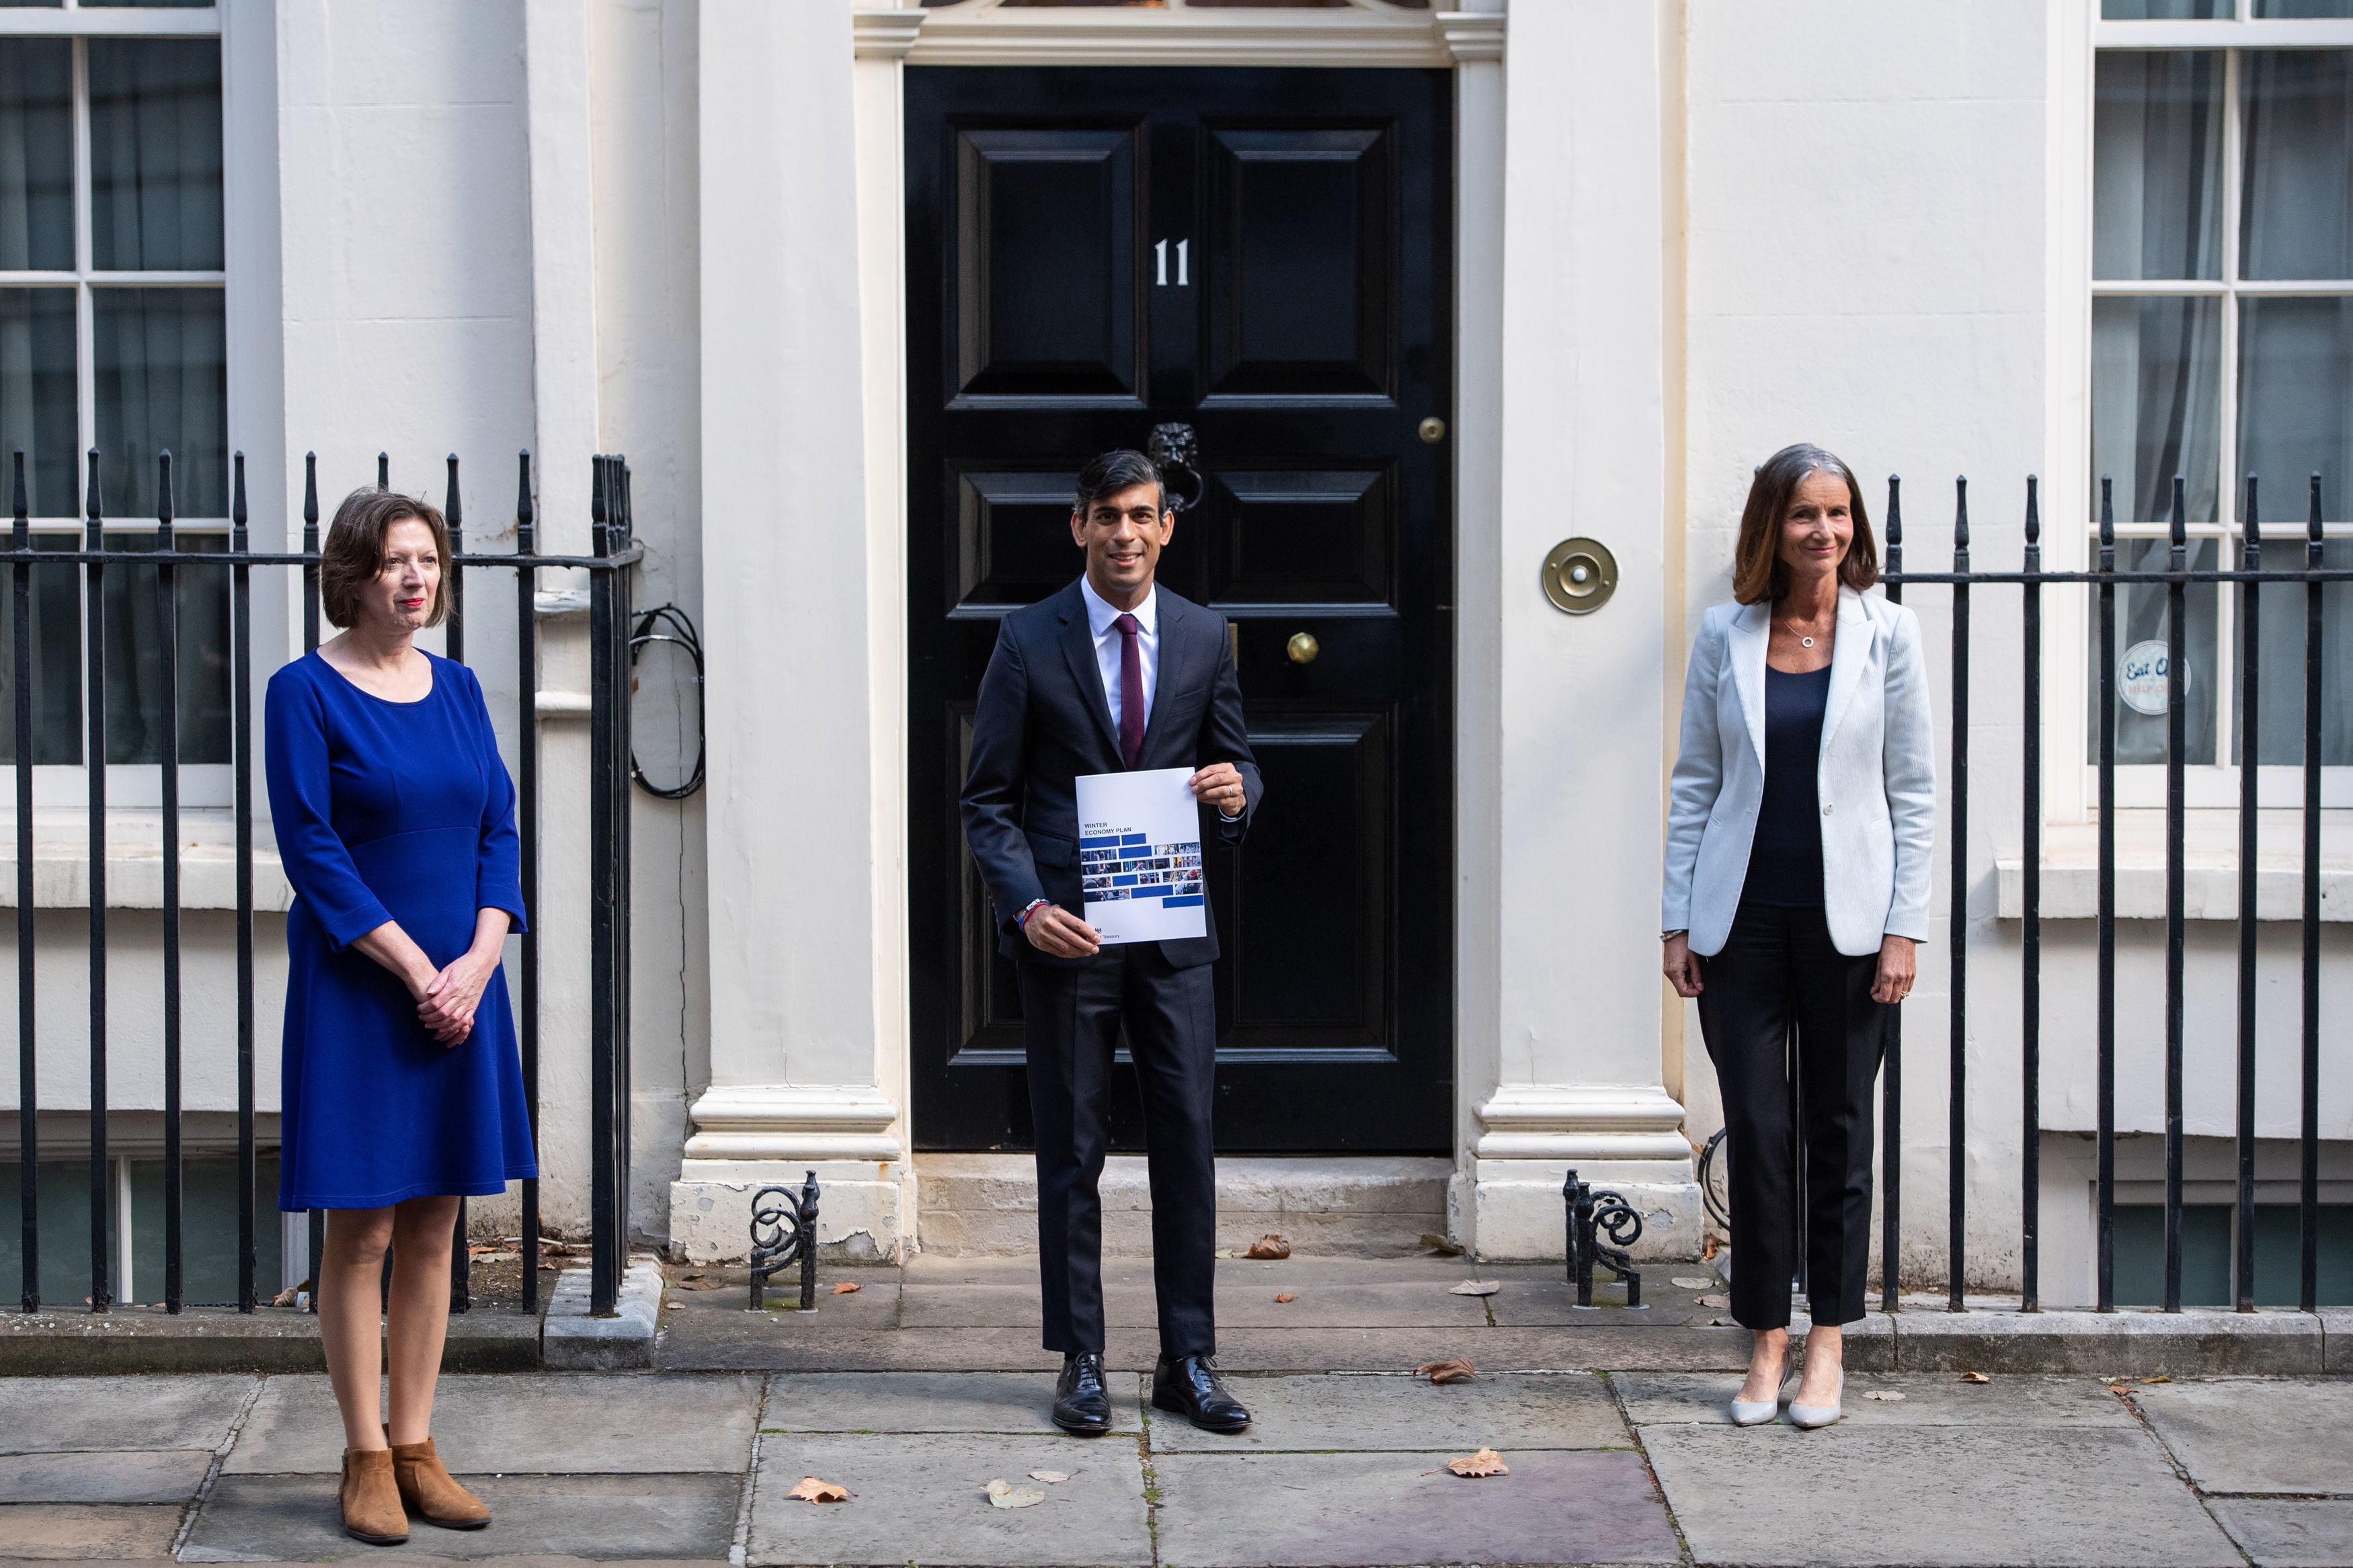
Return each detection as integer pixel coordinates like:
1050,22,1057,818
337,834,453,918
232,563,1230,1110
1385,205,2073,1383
377,452,389,491
516,450,534,530
2311,472,2325,557
2099,475,2115,569
2024,474,2040,548
2245,474,2260,567
157,450,173,536
231,450,247,534
303,452,318,528
1954,475,1969,553
2169,473,2187,565
446,454,463,531
11,450,25,543
85,448,102,528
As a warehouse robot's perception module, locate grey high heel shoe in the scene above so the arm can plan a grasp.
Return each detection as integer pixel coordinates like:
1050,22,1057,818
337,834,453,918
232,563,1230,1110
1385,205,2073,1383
1728,1351,1794,1426
1788,1365,1844,1428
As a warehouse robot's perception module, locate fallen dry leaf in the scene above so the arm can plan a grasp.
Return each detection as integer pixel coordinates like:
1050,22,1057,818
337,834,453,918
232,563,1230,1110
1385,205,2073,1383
1414,1358,1478,1385
1245,1234,1291,1260
1693,1294,1728,1309
785,1476,850,1504
832,1281,862,1295
1028,1471,1068,1484
677,1278,726,1290
1961,1371,1991,1384
2140,1374,2173,1385
1448,1280,1501,1297
986,1479,1046,1510
665,1302,684,1311
467,1243,503,1256
1671,1276,1715,1289
1446,1448,1509,1477
1275,1292,1295,1303
1419,1232,1464,1256
1862,1390,1906,1401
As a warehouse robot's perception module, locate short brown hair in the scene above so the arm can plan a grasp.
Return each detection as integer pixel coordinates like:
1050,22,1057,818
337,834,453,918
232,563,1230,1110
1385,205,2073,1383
1732,444,1880,605
319,487,452,629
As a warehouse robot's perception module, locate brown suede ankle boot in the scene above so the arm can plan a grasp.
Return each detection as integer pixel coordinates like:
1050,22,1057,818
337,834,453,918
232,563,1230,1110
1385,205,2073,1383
387,1435,492,1529
338,1447,408,1544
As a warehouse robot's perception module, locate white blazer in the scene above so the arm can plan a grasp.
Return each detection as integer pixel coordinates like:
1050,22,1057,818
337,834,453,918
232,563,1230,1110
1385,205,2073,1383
1663,586,1936,958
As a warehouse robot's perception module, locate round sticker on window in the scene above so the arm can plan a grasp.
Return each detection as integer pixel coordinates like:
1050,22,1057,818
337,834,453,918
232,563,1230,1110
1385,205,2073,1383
2119,638,2189,716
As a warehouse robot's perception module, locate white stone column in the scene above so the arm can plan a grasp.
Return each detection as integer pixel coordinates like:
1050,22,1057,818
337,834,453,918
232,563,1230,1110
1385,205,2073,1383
1455,0,1698,1260
670,0,916,1262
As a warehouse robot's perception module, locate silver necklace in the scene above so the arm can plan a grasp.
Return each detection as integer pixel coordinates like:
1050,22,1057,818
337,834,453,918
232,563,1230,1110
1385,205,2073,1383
1775,616,1828,650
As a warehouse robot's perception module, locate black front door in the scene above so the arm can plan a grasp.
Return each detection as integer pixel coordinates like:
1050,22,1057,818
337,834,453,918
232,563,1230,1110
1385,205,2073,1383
906,67,1452,1153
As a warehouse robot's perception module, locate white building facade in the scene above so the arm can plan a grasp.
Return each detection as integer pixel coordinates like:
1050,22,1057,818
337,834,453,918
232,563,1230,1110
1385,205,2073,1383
3,0,2348,1310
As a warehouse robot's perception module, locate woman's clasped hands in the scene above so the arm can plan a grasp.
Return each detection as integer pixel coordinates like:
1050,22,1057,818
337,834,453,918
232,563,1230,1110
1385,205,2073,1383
414,949,497,1045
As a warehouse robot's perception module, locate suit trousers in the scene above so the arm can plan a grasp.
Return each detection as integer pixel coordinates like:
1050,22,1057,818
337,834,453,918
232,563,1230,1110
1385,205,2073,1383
1696,901,1888,1329
1017,942,1218,1358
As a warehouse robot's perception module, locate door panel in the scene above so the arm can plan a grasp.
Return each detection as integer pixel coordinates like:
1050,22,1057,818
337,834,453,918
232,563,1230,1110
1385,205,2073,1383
909,67,1452,1154
953,127,1141,401
1205,126,1391,400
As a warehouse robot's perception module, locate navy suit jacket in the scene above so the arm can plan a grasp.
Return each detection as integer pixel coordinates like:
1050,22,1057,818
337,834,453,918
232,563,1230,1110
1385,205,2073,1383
960,578,1263,969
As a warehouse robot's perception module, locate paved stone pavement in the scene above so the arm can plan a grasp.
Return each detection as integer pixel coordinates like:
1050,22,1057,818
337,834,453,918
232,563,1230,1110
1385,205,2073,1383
3,1367,2349,1566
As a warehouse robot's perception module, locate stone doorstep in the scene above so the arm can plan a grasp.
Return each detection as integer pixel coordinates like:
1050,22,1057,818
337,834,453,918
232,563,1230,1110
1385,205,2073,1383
914,1153,1452,1257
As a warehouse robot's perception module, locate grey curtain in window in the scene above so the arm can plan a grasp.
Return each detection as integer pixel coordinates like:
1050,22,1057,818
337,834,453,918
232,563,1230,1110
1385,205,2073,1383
95,287,227,520
103,532,229,766
87,39,223,272
2089,538,2221,766
0,39,69,272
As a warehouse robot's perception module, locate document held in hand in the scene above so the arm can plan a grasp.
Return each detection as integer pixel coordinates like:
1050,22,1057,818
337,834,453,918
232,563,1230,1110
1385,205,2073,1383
1074,766,1207,945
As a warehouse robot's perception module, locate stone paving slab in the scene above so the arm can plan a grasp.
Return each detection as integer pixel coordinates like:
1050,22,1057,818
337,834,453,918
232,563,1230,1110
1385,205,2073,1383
0,1307,538,1377
1613,1370,2140,1427
0,1374,253,1452
180,1473,741,1563
1148,1371,1628,1452
745,1433,1152,1567
0,1504,182,1561
2206,1499,2353,1568
0,1450,214,1504
225,1374,762,1475
1150,1448,1679,1566
1641,1423,2241,1567
758,1370,1142,1433
2129,1377,2353,1493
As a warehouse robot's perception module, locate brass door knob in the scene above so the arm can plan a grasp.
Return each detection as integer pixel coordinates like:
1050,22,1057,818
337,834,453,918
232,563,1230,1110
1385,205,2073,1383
1286,631,1320,665
1418,416,1447,444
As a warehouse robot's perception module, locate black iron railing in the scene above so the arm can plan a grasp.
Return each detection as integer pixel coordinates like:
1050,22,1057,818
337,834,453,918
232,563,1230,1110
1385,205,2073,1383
1882,470,2344,1314
11,446,641,1319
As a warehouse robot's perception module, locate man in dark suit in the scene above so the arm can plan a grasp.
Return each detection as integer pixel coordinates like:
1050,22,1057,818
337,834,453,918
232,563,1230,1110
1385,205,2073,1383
961,448,1264,1436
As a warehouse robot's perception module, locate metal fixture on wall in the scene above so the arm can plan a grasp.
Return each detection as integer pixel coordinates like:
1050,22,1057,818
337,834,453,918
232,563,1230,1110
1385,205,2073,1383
1418,416,1446,444
1286,632,1320,665
1541,537,1618,615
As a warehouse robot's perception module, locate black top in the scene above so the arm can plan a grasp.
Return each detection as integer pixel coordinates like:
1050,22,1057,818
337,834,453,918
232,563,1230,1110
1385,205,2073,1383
1742,663,1833,907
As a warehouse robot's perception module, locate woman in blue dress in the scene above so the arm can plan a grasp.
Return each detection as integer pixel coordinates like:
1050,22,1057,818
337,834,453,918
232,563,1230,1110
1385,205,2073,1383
266,486,534,1544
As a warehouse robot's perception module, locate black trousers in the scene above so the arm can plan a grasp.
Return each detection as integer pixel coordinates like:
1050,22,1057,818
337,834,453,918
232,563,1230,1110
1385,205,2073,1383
1696,901,1888,1330
1016,942,1218,1359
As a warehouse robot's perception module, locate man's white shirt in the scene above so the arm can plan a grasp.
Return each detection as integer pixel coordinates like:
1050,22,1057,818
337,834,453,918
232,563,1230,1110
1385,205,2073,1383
1079,574,1158,733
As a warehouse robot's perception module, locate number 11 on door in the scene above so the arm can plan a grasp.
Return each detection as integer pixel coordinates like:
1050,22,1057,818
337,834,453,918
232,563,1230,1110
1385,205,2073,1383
1154,238,1189,287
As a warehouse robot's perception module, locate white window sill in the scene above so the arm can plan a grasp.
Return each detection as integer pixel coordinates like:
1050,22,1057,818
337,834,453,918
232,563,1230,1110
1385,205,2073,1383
0,809,293,912
1996,820,2353,921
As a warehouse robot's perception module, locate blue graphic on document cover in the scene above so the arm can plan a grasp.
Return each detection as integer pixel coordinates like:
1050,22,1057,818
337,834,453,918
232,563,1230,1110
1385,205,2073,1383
1078,831,1205,908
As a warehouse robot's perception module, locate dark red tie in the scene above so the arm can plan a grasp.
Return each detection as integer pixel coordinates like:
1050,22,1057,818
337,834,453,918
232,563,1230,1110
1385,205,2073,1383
1115,612,1145,769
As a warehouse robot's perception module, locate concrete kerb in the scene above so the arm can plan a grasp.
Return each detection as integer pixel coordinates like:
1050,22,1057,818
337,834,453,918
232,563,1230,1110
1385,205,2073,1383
1880,1305,2329,1376
543,1252,666,1370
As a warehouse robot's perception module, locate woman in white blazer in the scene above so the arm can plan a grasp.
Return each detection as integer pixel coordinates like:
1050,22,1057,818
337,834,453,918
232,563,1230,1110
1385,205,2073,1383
1663,444,1935,1430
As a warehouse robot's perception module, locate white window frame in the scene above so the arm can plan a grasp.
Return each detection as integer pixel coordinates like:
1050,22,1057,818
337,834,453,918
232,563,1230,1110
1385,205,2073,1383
0,3,229,811
2080,0,2353,813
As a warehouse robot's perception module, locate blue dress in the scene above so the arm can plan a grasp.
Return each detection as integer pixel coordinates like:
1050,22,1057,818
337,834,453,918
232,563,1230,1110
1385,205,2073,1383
266,650,536,1211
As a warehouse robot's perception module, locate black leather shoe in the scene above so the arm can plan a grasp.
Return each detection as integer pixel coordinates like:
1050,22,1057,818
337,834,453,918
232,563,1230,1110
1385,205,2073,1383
1152,1353,1250,1433
1051,1352,1113,1436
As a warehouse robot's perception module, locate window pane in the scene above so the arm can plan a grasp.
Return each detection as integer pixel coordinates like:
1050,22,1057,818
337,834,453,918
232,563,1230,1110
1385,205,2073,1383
102,531,229,765
0,288,78,515
2092,294,2223,524
88,39,223,272
2102,0,2227,15
0,531,85,764
2254,0,2353,15
2086,536,2219,766
94,287,227,520
2238,539,2353,765
0,39,71,270
2240,295,2352,522
2095,52,2223,281
2243,52,2353,281
131,1157,283,1306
